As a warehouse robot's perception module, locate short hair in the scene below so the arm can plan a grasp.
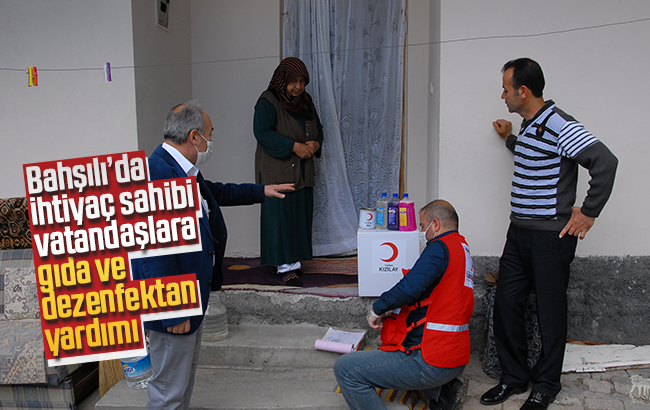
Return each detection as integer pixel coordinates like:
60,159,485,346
163,100,205,144
420,200,459,231
502,58,545,98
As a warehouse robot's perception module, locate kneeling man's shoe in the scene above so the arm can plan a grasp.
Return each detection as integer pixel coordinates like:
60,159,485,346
520,391,553,410
480,383,527,405
429,378,463,410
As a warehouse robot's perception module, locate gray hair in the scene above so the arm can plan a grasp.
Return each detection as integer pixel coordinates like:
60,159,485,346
163,100,205,144
420,199,459,231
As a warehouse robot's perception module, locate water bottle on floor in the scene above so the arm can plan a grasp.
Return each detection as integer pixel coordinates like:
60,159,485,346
121,350,153,389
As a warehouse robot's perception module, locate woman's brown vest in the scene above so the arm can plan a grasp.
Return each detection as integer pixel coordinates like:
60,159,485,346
255,90,319,190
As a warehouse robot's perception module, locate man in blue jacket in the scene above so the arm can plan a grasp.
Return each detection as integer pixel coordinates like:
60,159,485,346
131,101,293,410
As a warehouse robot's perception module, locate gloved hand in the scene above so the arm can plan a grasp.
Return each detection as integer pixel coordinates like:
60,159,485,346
367,306,383,329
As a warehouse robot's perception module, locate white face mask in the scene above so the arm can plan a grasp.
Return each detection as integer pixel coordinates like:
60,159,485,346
419,220,434,250
194,133,213,166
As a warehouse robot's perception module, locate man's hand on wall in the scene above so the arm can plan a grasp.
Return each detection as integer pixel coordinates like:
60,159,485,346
492,119,512,140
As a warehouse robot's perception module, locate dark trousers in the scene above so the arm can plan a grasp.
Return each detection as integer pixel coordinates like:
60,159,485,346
494,223,577,397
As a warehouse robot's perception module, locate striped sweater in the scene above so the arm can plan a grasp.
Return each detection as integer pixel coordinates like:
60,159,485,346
505,100,618,231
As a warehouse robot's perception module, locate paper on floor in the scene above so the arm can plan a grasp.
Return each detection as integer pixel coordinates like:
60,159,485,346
563,343,650,373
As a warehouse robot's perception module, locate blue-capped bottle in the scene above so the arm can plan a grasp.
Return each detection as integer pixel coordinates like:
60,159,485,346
387,194,400,231
376,193,388,230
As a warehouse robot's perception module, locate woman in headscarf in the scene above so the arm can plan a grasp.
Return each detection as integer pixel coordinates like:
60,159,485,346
253,57,323,286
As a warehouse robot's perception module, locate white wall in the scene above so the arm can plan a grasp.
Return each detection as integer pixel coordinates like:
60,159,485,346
4,0,644,258
132,0,193,156
188,0,440,258
404,0,434,217
0,0,139,197
191,0,281,257
189,0,648,257
434,0,650,256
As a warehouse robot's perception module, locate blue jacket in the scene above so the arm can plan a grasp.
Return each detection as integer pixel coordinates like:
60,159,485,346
131,144,265,334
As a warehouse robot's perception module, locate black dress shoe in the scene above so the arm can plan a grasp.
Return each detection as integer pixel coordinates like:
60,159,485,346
480,383,527,405
429,378,463,410
520,391,553,410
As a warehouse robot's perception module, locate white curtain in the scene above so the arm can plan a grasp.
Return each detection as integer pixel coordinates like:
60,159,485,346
283,0,407,256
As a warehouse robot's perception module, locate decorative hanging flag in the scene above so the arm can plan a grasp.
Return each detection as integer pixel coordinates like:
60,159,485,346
104,62,112,83
27,66,38,87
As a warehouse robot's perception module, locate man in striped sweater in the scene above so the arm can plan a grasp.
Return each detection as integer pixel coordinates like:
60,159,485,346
480,58,618,410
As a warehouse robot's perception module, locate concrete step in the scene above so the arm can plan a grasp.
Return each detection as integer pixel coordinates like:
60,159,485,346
97,323,408,410
213,290,373,330
199,324,358,369
213,287,488,354
97,284,489,409
96,367,409,410
96,367,345,410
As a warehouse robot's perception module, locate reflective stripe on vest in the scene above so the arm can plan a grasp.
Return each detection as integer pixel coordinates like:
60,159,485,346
425,322,469,332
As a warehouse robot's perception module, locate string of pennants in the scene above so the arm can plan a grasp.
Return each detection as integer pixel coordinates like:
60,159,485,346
18,16,650,88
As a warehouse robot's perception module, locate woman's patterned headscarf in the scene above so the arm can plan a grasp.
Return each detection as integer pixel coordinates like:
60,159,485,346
268,57,314,119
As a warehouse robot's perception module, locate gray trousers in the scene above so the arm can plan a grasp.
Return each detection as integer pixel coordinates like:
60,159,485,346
146,322,204,410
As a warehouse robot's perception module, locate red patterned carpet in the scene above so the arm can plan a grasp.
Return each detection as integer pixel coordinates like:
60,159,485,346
301,257,358,275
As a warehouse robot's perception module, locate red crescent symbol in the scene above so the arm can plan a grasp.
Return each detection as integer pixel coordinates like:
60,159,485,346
367,213,373,221
380,242,398,262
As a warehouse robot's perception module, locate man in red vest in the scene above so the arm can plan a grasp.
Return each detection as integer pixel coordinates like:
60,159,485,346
334,200,475,410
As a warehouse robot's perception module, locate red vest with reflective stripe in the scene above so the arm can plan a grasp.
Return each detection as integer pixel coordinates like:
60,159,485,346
379,232,475,368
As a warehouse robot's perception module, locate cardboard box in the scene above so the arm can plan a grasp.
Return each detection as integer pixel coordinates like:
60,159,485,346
357,229,420,297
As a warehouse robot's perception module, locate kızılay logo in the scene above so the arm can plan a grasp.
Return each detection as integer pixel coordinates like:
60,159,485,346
380,242,398,262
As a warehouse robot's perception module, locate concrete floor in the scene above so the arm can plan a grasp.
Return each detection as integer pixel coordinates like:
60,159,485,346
77,387,101,410
88,354,650,409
